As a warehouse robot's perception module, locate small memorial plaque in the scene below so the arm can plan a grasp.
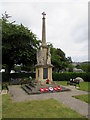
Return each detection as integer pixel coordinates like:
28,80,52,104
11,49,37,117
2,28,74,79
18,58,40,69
43,68,48,79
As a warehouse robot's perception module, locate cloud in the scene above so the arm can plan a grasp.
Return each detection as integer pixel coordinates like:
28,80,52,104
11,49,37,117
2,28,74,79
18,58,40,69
0,1,88,62
0,0,89,3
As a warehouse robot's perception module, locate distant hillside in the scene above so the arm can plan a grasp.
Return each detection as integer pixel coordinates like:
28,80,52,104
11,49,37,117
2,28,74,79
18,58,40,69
72,61,90,66
72,61,90,72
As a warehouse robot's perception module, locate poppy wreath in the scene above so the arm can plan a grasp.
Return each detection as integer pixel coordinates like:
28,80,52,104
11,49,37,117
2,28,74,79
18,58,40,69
49,87,54,92
40,88,44,92
54,87,57,91
44,88,49,92
57,86,62,91
46,79,49,84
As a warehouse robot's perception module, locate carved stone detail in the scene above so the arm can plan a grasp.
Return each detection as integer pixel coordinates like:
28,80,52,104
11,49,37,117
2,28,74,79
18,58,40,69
47,47,51,64
37,48,44,65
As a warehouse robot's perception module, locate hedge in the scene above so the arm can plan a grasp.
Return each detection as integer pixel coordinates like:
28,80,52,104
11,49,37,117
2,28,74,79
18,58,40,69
52,72,90,82
2,72,90,82
10,73,35,79
2,72,35,82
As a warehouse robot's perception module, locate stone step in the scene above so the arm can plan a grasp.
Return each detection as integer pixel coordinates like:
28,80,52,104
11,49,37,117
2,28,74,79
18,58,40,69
21,86,31,94
25,84,32,91
22,85,41,95
29,91,41,95
29,83,36,88
26,84,38,92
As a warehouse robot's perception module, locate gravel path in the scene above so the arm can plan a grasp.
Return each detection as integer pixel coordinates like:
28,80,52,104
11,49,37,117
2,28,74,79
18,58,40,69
9,85,89,118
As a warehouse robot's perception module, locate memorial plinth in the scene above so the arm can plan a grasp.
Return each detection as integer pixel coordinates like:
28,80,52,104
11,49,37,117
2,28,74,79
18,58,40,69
35,12,53,83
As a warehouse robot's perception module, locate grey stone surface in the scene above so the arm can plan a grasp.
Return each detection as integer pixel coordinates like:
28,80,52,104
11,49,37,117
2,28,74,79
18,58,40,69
47,47,51,65
9,85,89,118
37,48,44,65
75,77,84,82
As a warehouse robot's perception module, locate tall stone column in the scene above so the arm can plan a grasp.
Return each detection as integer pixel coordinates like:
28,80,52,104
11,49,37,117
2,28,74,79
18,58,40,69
42,12,47,65
42,12,46,47
35,12,53,82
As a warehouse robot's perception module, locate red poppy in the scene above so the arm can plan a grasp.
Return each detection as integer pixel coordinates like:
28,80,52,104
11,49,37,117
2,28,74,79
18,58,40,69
46,79,49,83
57,86,62,91
54,87,57,91
40,88,44,92
44,88,49,92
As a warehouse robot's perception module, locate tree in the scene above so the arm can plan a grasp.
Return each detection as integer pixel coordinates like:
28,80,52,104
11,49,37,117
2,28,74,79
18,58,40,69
67,63,74,72
66,57,72,63
76,62,90,72
50,47,68,72
2,12,40,76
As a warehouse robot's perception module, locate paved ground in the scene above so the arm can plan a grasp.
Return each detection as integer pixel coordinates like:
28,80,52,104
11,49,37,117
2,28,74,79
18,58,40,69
0,90,7,95
9,85,90,118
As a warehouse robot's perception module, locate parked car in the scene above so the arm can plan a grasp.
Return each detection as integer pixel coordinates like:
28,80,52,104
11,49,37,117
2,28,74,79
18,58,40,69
0,69,5,72
10,70,15,73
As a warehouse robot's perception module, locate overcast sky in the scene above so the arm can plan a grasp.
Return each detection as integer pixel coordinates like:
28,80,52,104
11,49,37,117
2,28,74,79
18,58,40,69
0,0,89,62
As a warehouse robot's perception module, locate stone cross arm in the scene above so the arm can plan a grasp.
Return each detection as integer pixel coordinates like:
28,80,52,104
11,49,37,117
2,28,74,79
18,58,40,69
42,12,46,18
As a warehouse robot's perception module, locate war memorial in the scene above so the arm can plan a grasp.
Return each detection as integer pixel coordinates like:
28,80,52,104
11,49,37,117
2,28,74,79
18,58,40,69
35,12,53,83
21,12,70,94
1,3,89,118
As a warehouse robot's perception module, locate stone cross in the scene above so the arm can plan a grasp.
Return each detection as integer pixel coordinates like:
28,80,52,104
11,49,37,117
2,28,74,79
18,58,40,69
42,12,46,18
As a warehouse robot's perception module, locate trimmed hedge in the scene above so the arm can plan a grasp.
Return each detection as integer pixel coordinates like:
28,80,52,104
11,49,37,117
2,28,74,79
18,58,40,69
10,73,35,79
2,72,90,82
2,72,35,82
52,72,90,82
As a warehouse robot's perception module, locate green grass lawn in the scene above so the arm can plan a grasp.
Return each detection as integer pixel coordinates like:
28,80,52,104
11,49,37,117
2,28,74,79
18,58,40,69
2,94,85,118
0,95,2,120
56,81,90,92
74,82,90,103
0,84,1,90
78,82,90,92
73,94,90,104
56,81,67,86
56,81,90,104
